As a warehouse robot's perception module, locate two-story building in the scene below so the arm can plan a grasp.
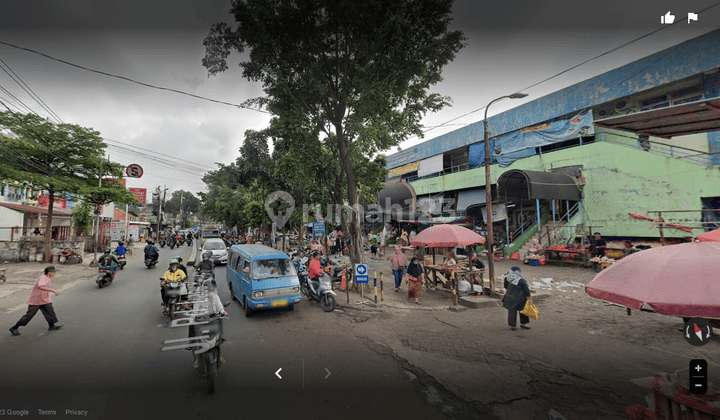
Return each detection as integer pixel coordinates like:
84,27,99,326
382,29,720,247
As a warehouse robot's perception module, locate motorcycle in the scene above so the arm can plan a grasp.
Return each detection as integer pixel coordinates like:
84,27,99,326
145,255,158,269
161,278,189,318
159,239,166,248
321,257,352,287
169,237,177,249
116,253,127,270
303,272,336,312
191,313,228,395
96,266,115,288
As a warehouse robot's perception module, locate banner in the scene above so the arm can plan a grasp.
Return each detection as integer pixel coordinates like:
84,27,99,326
387,161,420,178
480,203,507,223
129,188,147,204
38,195,67,209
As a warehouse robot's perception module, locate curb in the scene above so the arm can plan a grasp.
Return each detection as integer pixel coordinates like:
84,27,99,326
188,239,198,266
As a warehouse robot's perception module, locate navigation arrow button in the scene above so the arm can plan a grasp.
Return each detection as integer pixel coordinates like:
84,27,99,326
325,368,331,379
275,368,282,379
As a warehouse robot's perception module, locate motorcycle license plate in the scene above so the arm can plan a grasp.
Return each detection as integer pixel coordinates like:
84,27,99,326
271,300,287,307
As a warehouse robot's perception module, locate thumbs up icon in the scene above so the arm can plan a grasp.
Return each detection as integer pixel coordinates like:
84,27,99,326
661,11,675,24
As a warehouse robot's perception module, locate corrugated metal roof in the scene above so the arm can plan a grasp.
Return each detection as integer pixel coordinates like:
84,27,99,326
594,98,720,138
0,202,72,215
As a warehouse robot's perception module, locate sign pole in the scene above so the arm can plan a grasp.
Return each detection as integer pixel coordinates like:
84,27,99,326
124,203,129,241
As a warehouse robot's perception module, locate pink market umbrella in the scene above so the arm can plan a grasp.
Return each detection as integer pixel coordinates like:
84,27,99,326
410,224,485,248
697,228,720,242
585,242,720,318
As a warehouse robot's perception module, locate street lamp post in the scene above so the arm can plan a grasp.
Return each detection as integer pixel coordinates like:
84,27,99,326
483,92,528,297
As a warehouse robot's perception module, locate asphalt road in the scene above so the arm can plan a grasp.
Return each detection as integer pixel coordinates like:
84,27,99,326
0,243,447,420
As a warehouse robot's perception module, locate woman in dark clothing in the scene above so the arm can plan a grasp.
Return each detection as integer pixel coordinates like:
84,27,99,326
406,257,423,305
502,266,532,331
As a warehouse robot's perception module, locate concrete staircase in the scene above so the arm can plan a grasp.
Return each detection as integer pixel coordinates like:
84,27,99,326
516,219,569,255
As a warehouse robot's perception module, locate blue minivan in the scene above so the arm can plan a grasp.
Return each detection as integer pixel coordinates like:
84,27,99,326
227,245,302,317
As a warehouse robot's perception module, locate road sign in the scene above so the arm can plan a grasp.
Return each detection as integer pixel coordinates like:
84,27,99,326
355,263,369,284
313,222,325,239
128,188,147,204
125,164,144,178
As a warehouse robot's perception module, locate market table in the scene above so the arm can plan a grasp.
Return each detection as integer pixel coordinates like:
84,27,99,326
422,264,485,291
544,245,591,267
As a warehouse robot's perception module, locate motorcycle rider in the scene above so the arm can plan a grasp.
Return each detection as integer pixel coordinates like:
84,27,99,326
195,251,216,279
186,232,193,244
292,250,306,272
115,241,127,258
98,248,119,278
189,279,227,368
144,239,159,265
160,259,187,315
308,251,324,291
175,256,188,277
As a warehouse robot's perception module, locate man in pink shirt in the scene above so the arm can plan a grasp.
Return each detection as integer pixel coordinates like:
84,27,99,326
9,266,63,336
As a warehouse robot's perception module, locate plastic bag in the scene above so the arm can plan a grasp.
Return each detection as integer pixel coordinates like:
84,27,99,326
510,252,520,260
520,300,539,321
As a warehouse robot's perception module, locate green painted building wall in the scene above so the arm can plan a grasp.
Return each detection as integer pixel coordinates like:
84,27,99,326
409,133,720,238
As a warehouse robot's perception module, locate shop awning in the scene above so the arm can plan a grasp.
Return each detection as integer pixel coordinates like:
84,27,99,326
456,188,487,211
0,202,72,216
375,182,417,218
497,169,582,202
594,98,720,139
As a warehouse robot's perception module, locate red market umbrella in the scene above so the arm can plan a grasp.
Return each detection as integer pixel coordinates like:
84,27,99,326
410,224,485,248
697,228,720,242
585,242,720,318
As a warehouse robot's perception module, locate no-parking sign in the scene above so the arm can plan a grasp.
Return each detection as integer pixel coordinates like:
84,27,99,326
125,164,144,178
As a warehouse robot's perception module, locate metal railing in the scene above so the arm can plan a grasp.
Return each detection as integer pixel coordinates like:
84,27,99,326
599,131,715,165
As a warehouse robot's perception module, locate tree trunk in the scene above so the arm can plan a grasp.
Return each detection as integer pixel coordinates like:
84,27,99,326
335,127,364,268
44,189,54,263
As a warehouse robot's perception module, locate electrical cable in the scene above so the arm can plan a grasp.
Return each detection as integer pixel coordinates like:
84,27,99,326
0,40,270,114
0,83,37,115
410,6,720,139
0,57,63,123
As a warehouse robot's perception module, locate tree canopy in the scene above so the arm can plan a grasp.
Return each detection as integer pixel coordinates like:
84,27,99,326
203,0,465,263
0,111,137,261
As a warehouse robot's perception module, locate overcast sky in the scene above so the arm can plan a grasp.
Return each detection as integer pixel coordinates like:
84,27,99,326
0,0,718,200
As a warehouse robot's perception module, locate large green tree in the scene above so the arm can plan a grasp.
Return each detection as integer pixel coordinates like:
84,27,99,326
203,0,465,264
164,190,201,219
0,111,137,261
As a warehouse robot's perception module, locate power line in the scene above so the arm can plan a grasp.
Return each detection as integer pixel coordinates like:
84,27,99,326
0,57,63,123
412,7,720,139
0,40,271,114
0,82,38,115
102,138,216,172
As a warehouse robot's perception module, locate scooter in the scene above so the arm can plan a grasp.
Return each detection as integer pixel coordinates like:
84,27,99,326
190,313,228,395
169,237,177,249
161,278,189,318
321,257,352,287
96,266,116,288
145,255,158,269
303,272,336,312
114,250,127,270
159,239,166,248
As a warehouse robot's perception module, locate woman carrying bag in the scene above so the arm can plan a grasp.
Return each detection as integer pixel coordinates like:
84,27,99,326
406,257,423,305
502,266,533,331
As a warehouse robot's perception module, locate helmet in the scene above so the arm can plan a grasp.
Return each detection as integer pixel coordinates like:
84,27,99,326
175,256,183,263
169,259,179,266
203,279,216,291
202,251,212,261
103,247,111,254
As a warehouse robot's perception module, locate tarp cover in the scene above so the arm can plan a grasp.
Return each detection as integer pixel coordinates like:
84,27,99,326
468,141,495,168
494,110,594,167
417,154,444,177
498,169,582,201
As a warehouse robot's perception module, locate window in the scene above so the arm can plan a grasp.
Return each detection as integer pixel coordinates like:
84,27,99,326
252,259,296,280
640,95,669,111
230,253,238,270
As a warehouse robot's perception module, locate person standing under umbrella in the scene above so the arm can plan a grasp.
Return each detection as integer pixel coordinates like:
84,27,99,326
406,257,423,305
388,246,407,292
502,266,532,331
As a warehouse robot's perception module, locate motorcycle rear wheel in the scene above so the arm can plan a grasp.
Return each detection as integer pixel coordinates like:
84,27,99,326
300,282,309,297
320,294,336,312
